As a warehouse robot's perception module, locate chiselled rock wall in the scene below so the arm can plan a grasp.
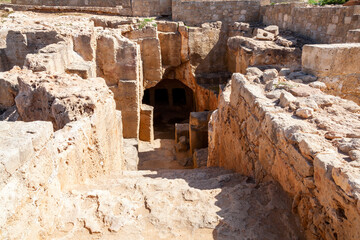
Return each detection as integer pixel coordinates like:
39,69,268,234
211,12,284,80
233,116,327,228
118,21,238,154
262,3,360,43
0,70,124,239
209,73,360,239
15,70,124,180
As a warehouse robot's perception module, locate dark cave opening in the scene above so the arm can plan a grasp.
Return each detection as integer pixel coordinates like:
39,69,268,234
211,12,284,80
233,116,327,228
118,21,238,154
143,79,194,138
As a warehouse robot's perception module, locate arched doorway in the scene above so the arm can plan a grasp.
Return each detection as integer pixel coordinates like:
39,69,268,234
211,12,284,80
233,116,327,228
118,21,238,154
143,79,194,138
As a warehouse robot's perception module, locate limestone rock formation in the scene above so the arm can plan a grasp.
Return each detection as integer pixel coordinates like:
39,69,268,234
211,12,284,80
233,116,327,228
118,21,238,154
0,67,19,111
1,5,360,240
302,43,360,104
227,35,302,73
15,70,107,130
209,72,360,239
47,168,305,240
13,69,124,182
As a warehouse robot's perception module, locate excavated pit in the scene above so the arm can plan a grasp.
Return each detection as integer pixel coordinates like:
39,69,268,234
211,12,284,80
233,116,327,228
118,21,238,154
1,5,360,240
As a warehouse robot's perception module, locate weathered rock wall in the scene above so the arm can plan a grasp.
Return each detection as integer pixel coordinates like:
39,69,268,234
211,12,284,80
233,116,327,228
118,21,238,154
3,30,63,71
172,0,267,26
302,43,360,105
0,121,62,240
0,70,124,239
10,0,171,16
262,3,360,43
15,70,124,181
209,73,360,239
96,30,143,138
0,68,19,111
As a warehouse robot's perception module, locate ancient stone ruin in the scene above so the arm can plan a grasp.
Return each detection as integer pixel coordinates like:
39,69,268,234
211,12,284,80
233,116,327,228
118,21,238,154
0,0,360,239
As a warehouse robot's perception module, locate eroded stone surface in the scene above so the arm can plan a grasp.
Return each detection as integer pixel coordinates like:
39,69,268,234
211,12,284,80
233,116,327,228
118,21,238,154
209,73,360,239
48,168,305,240
1,7,359,240
15,69,110,130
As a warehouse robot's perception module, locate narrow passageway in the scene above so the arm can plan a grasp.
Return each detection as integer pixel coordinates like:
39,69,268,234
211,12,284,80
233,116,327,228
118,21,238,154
138,78,195,170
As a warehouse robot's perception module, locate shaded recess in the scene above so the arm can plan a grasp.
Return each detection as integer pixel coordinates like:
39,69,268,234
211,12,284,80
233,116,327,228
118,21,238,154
143,78,194,138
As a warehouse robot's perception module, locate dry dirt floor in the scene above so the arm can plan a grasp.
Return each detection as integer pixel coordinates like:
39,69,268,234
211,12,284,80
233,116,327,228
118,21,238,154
48,136,305,240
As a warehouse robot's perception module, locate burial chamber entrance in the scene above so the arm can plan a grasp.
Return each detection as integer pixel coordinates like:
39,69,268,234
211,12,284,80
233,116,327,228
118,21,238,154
143,79,194,139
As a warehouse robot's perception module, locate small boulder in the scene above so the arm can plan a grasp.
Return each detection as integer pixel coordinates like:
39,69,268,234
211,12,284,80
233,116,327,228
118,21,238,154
265,78,279,91
295,107,314,119
310,81,326,90
264,25,279,36
296,99,319,110
263,69,278,83
246,67,263,78
253,28,275,41
266,89,283,99
289,85,321,97
325,131,342,140
349,150,360,162
234,22,251,31
279,68,291,77
279,92,297,108
337,138,360,154
275,36,293,47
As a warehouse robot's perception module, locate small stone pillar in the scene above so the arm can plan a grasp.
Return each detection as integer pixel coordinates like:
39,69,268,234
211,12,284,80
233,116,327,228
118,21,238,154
175,123,189,144
175,123,191,166
139,104,154,143
193,148,208,168
111,80,140,139
189,111,212,155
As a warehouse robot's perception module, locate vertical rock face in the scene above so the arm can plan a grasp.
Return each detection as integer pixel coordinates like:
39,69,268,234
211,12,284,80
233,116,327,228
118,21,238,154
96,31,143,138
4,30,63,69
158,24,182,67
302,43,360,104
0,121,60,240
189,111,212,155
14,69,124,181
138,37,162,88
96,32,141,86
111,80,140,138
0,68,19,111
209,73,360,240
139,104,154,142
72,30,97,62
124,27,162,89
